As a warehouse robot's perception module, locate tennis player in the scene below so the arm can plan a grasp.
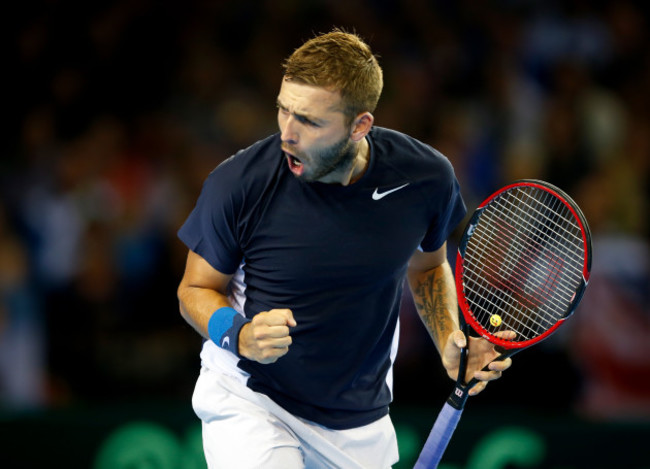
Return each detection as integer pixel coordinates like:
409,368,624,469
177,29,512,468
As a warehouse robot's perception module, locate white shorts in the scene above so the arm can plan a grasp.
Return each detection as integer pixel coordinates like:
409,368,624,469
192,367,399,468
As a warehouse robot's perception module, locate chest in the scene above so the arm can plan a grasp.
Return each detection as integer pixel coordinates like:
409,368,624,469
238,178,429,289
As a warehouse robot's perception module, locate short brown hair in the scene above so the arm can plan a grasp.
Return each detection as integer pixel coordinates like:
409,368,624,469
282,29,383,121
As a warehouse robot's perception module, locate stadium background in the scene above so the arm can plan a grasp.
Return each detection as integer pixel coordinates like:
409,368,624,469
2,1,649,467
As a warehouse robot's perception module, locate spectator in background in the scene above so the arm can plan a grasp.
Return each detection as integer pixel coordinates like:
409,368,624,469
0,202,46,408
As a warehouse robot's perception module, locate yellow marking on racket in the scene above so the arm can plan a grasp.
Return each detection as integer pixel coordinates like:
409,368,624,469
490,314,502,327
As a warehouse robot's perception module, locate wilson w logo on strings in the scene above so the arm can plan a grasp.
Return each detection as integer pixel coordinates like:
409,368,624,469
471,218,563,310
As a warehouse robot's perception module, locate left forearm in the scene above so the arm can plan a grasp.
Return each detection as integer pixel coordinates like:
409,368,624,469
407,261,460,353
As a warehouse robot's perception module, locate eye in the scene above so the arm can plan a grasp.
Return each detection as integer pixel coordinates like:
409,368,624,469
276,102,320,127
296,115,319,127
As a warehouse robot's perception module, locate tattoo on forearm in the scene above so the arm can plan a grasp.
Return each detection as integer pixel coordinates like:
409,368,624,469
411,265,457,350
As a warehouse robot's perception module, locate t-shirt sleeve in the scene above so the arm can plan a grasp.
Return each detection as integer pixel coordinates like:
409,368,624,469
177,168,243,274
419,164,467,252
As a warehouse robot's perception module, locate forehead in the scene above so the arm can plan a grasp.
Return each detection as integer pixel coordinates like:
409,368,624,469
278,79,345,120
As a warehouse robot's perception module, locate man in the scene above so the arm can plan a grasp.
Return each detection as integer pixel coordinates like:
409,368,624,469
177,29,511,468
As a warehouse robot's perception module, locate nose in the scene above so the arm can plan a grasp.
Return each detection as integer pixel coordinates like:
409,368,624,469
280,115,298,145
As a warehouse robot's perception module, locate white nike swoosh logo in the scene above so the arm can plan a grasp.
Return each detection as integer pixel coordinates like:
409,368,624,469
372,183,410,200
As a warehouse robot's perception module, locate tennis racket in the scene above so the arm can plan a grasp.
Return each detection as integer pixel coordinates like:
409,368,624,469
414,179,592,468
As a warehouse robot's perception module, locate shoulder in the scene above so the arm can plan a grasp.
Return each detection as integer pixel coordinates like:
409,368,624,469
369,127,456,182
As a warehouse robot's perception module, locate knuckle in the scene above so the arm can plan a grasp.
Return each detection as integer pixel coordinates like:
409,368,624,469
262,349,277,360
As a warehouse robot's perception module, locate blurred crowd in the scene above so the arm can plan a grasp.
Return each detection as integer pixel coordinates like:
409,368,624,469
2,0,649,419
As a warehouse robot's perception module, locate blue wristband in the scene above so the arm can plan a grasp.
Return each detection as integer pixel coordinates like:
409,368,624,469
207,307,250,356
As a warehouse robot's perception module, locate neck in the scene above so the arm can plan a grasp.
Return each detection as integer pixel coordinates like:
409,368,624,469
342,138,369,186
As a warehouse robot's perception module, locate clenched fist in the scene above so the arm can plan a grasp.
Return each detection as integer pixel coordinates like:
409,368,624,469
238,309,297,364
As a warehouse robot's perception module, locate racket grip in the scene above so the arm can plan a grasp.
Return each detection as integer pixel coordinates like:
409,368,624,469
414,403,463,469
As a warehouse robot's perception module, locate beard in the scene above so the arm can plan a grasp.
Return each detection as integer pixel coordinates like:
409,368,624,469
287,136,356,183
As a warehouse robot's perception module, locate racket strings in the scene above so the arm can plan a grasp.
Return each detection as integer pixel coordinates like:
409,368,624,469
462,186,585,342
498,188,585,267
464,227,574,322
477,219,563,307
465,235,575,333
469,193,582,333
483,191,583,303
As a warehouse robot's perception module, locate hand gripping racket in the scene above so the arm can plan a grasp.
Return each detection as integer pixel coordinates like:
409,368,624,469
414,180,592,468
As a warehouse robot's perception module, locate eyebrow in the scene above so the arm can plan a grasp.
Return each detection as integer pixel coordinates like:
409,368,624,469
276,99,327,126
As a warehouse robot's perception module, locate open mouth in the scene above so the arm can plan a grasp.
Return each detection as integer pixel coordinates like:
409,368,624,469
285,152,304,176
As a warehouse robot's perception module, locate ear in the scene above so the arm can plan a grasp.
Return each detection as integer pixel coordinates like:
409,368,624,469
349,112,374,142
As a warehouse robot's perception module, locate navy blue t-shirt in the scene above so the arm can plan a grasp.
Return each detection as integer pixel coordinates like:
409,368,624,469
178,126,466,429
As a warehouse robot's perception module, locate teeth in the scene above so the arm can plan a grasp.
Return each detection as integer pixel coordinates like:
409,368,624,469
291,156,302,166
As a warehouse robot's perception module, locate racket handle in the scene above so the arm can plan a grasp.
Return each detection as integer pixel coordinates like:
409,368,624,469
414,403,463,469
